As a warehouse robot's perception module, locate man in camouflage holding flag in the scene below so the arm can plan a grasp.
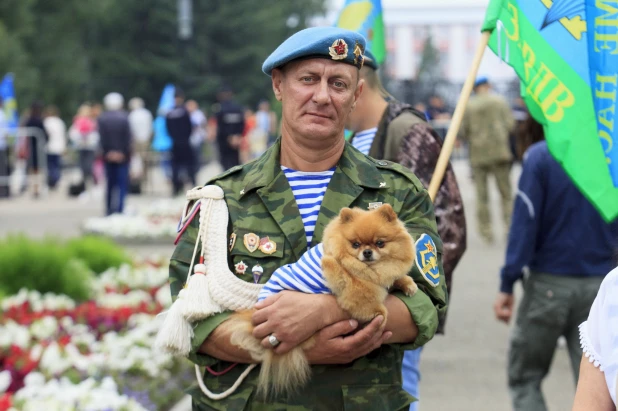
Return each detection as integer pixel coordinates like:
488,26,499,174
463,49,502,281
170,27,447,410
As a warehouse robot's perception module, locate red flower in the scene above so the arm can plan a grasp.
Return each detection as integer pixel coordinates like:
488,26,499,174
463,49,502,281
0,393,12,411
58,335,71,347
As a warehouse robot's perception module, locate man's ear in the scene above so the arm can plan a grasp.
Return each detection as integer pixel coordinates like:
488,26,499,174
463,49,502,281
272,69,284,102
353,78,364,107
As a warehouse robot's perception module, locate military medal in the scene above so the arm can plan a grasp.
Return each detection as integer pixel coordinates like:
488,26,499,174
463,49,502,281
258,236,277,254
329,39,348,60
234,261,248,275
252,264,264,284
229,233,237,251
243,233,260,253
353,41,363,67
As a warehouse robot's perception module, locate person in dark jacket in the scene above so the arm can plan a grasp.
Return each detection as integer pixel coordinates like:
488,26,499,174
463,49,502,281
98,92,132,215
214,86,245,170
346,50,467,411
165,88,196,196
24,101,49,198
494,117,618,411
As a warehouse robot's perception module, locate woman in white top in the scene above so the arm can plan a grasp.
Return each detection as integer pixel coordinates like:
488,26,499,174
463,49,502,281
43,106,66,189
573,267,618,410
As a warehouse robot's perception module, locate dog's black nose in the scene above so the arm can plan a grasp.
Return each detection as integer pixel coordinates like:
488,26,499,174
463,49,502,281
363,249,373,259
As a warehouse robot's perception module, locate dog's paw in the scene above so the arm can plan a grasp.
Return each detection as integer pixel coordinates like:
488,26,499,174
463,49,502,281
403,281,418,297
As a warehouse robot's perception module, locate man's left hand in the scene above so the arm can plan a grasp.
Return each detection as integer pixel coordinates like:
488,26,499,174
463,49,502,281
251,291,347,354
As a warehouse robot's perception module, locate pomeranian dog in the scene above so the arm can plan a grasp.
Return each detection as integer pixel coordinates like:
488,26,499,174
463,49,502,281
221,204,417,398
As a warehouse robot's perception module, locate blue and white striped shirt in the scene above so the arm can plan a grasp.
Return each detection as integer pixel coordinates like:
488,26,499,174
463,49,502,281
282,166,335,245
258,243,329,301
351,127,378,155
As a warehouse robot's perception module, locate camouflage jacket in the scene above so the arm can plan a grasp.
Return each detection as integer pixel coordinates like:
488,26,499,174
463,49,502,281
350,100,466,333
461,92,515,167
169,139,448,411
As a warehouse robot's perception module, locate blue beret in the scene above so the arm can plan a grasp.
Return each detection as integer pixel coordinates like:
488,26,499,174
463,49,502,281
474,76,489,88
363,49,379,70
262,27,367,76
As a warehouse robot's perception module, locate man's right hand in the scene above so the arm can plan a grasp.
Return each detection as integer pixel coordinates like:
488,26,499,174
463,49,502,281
305,316,392,365
493,292,514,324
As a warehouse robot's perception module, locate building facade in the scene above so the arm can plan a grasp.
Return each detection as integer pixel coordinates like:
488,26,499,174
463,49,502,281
323,0,517,84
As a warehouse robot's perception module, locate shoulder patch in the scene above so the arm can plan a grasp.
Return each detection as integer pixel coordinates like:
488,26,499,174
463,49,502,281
415,233,440,288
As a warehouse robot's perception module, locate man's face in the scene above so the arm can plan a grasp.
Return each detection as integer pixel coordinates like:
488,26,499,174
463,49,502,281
272,58,363,143
175,97,185,106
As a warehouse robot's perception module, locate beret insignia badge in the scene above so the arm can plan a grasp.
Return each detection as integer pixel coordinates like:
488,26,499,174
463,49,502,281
329,39,348,60
353,41,364,68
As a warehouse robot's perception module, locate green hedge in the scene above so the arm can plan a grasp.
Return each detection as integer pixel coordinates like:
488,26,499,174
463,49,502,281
65,236,131,275
0,235,131,301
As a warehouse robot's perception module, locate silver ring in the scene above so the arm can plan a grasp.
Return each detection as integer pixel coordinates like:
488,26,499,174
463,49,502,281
268,334,280,347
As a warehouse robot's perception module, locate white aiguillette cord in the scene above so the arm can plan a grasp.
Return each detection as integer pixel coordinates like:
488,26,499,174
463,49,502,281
195,363,258,400
186,185,260,400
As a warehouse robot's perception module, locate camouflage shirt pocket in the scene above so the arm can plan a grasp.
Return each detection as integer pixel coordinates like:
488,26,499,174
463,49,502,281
228,228,286,283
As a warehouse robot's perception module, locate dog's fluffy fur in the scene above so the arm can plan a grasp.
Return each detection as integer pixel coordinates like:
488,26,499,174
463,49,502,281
222,204,417,398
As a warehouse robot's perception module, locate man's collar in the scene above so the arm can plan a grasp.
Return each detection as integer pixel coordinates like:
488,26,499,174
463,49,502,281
241,137,386,198
241,140,282,197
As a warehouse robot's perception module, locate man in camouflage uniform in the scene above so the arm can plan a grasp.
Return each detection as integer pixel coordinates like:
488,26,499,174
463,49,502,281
347,51,466,410
461,77,515,243
170,27,448,410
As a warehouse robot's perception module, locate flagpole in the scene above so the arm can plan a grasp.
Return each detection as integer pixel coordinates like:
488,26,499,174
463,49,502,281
427,30,491,201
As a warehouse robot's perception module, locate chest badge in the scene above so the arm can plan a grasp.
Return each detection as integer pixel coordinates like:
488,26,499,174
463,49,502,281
259,236,277,255
243,233,260,253
234,261,248,275
229,233,237,251
252,264,264,284
368,202,383,210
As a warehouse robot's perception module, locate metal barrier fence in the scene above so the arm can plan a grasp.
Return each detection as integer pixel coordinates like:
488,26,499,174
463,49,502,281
0,123,467,197
0,127,48,193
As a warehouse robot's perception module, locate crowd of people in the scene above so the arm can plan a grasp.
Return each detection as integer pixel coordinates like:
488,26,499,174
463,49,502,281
0,87,280,214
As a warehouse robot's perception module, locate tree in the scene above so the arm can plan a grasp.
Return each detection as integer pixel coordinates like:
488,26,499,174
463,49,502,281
0,0,326,121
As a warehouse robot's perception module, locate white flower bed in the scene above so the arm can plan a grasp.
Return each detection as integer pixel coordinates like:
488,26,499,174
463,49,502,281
13,374,148,411
0,261,190,411
82,199,185,241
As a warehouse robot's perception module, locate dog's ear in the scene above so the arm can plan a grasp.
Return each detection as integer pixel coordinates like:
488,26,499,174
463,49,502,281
377,204,397,222
339,208,355,223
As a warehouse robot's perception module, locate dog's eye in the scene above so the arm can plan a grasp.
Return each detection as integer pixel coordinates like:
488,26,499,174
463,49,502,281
352,242,360,249
376,240,385,248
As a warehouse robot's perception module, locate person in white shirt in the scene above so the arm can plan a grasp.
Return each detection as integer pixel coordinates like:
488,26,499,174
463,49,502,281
572,266,618,411
128,97,153,192
43,106,66,189
186,99,207,166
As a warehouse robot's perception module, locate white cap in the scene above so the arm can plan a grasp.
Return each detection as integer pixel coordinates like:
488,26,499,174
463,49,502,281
104,92,124,111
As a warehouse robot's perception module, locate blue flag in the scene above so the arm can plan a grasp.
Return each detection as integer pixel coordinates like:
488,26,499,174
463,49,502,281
0,74,19,133
151,84,175,152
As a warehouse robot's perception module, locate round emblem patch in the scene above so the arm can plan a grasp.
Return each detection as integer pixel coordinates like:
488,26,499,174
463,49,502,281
415,233,440,288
